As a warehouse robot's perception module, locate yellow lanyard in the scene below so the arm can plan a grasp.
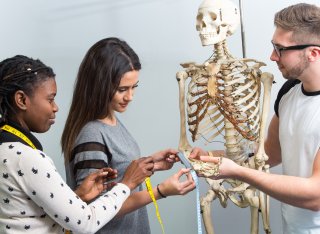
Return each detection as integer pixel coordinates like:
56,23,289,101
145,177,165,234
1,124,36,149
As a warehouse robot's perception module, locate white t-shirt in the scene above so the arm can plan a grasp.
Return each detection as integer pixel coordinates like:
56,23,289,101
277,81,320,233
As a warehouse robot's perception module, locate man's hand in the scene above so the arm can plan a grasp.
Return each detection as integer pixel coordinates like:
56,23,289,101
197,156,239,179
189,147,209,159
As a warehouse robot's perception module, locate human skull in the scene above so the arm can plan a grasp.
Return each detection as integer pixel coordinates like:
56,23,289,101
196,0,240,46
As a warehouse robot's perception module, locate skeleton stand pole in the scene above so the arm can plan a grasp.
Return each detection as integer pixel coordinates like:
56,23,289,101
239,0,246,58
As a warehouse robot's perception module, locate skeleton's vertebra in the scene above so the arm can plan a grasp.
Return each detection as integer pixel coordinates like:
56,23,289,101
176,0,273,233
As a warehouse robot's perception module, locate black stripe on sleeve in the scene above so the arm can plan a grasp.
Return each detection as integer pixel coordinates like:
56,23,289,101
71,142,112,163
71,142,112,175
74,159,109,172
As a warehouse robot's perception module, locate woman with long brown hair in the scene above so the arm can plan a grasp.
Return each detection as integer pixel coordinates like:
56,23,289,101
61,37,195,234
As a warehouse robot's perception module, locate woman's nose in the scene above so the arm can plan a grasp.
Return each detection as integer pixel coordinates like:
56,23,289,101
124,89,134,101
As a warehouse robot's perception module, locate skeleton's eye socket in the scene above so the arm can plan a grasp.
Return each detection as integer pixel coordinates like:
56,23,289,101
196,13,203,30
209,12,217,21
196,13,203,21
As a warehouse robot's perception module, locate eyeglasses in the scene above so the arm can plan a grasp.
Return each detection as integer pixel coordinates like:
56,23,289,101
271,41,320,57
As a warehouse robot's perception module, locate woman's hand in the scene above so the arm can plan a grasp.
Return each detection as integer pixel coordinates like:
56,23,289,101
121,157,154,190
157,168,195,197
151,148,179,171
75,168,118,202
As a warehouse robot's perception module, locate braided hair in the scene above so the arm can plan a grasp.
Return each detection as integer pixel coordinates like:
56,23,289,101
0,55,55,124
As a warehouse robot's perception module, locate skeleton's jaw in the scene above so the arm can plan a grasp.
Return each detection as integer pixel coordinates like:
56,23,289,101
199,29,229,46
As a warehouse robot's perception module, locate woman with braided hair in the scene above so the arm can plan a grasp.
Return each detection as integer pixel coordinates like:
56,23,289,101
0,55,155,234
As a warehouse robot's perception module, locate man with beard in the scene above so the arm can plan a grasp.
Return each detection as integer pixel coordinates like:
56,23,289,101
190,3,320,233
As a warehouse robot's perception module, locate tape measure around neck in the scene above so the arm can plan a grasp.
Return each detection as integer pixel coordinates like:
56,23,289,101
145,177,165,234
1,124,36,149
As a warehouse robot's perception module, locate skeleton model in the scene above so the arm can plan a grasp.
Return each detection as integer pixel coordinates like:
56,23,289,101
176,0,274,233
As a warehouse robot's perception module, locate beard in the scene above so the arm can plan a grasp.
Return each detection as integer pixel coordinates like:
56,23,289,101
282,53,309,80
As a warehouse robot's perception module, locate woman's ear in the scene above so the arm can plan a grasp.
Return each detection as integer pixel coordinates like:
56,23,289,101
14,90,28,111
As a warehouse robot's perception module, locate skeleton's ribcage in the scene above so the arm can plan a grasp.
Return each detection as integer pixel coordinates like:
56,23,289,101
186,61,261,143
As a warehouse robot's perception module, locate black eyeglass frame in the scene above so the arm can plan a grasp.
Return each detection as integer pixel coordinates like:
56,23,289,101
271,41,320,57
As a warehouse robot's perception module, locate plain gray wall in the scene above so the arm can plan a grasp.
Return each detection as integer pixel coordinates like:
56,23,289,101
1,1,319,233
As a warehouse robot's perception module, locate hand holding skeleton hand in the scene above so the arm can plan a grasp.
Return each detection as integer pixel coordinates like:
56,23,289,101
189,147,237,178
197,156,240,179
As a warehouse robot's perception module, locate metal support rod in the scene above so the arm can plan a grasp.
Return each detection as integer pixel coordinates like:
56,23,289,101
239,0,246,58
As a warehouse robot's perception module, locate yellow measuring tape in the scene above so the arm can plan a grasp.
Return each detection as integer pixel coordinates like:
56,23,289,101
1,124,72,234
145,177,165,234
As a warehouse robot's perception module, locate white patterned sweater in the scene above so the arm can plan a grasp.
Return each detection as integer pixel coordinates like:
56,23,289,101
0,142,130,234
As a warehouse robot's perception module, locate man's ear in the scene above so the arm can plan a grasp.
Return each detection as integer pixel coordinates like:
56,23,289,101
14,90,28,111
309,47,320,62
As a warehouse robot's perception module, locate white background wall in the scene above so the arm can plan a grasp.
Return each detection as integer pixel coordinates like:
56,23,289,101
1,1,319,233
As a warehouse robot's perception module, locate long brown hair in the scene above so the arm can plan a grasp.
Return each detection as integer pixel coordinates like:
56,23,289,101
61,37,141,162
